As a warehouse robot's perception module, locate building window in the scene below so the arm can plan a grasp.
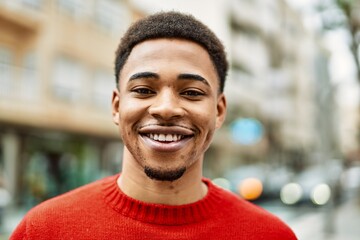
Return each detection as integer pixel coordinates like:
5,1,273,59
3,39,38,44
93,0,129,34
57,0,88,19
21,0,43,10
0,47,15,98
57,0,77,15
21,52,39,100
92,70,114,111
52,56,85,103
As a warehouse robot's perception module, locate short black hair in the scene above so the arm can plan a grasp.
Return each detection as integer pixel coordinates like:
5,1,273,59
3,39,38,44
114,11,228,93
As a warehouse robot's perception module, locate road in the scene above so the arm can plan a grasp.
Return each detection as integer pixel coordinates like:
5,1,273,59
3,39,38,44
261,198,360,240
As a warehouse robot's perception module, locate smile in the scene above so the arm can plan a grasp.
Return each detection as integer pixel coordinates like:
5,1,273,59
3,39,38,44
140,133,192,152
139,125,195,152
146,133,185,142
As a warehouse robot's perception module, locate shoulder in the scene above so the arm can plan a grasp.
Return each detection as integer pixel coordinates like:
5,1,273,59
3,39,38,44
10,175,118,239
30,175,109,213
206,179,268,217
207,180,297,239
16,175,115,227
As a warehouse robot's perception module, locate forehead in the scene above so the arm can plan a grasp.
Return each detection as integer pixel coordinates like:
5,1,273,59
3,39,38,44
119,38,218,89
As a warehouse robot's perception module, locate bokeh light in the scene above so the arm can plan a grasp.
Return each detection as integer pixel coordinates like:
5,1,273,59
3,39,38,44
280,183,303,205
238,178,263,200
311,184,331,205
212,177,231,190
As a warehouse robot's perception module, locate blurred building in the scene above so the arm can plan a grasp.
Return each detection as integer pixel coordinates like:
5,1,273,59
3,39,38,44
0,0,131,207
224,0,339,171
0,0,342,208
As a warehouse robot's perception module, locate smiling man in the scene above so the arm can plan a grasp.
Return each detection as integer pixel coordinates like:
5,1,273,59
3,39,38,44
10,12,297,240
113,38,225,206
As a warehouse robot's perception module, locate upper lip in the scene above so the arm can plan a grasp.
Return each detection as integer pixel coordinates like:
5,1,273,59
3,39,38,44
138,124,195,136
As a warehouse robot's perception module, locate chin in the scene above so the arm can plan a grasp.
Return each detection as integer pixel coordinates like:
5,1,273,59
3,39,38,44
144,166,186,182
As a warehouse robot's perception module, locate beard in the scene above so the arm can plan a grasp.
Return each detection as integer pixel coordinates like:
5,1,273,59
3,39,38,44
125,140,189,182
144,166,186,182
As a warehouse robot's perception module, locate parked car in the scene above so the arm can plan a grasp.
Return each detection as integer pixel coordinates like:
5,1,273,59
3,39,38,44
280,162,342,206
224,165,293,201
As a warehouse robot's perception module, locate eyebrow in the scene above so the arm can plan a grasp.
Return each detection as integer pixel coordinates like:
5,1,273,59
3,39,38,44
178,73,210,86
129,72,159,81
128,72,210,86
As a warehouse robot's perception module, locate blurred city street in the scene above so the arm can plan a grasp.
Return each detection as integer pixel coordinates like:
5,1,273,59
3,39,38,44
262,197,360,240
1,0,360,239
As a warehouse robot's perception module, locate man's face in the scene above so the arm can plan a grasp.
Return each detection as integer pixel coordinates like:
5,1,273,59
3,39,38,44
112,38,226,181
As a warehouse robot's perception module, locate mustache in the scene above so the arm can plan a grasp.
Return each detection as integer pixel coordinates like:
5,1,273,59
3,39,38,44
138,122,195,132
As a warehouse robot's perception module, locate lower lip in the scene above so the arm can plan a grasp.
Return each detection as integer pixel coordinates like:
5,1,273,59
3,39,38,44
140,135,192,152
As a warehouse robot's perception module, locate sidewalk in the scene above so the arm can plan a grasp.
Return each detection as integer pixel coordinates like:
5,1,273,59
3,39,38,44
0,208,25,240
330,198,360,239
290,198,360,240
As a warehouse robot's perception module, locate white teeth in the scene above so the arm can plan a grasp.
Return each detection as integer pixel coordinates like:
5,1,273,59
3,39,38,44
147,133,184,142
165,134,172,141
159,134,165,141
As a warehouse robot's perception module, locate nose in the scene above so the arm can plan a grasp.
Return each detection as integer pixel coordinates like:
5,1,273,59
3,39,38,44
148,90,184,120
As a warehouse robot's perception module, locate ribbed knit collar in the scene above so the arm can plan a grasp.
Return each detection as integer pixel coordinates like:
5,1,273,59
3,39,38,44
102,174,224,225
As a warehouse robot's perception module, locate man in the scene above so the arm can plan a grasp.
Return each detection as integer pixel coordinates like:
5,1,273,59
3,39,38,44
11,12,297,239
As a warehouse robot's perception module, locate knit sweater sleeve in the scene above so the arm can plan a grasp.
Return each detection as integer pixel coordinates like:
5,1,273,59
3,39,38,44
9,216,27,240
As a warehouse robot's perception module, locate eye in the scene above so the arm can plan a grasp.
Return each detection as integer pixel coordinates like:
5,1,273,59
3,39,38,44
181,90,205,98
131,88,155,95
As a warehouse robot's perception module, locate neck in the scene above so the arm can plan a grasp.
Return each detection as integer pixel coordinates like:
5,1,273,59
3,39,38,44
118,149,208,205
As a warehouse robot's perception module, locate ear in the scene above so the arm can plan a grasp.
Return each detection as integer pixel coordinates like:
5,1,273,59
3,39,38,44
112,89,120,125
215,93,226,129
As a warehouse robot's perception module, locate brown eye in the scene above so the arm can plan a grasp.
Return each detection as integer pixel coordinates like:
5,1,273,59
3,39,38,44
132,88,155,95
181,90,204,97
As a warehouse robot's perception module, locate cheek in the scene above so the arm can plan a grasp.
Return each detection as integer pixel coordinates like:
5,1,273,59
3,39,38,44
194,103,217,137
119,97,141,120
118,99,148,133
191,111,217,151
118,104,136,130
192,104,217,128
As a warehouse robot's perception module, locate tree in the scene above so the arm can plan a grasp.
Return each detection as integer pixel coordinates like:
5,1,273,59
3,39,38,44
317,0,360,82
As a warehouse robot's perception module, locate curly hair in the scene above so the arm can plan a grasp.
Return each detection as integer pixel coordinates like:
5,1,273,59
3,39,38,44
114,11,228,93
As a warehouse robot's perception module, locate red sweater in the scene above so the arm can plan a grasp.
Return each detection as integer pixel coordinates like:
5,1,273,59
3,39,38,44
10,174,297,240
